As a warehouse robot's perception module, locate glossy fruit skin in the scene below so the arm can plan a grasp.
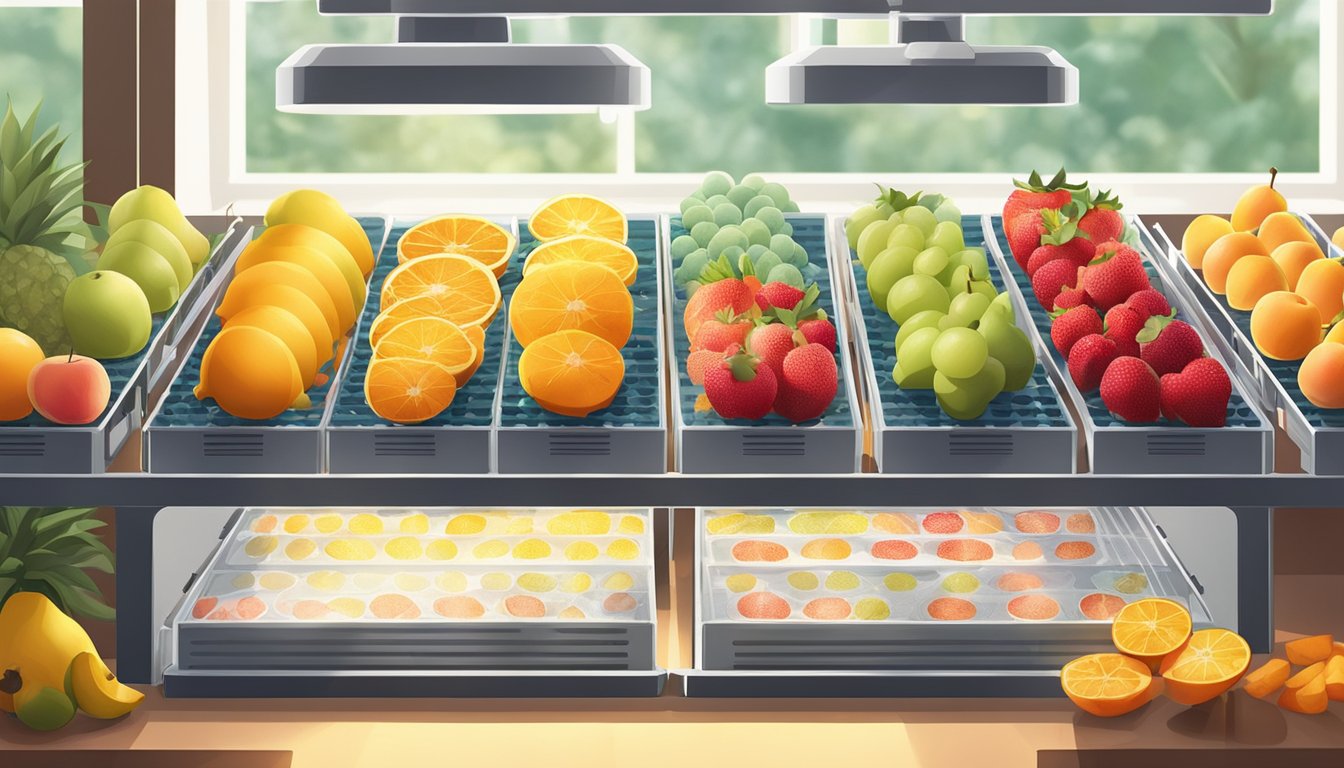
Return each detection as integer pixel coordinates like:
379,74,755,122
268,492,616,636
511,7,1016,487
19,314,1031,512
1139,319,1205,376
1160,357,1231,427
1203,232,1270,295
774,343,839,423
0,328,44,420
755,281,804,313
1103,304,1145,358
1124,288,1171,320
1271,240,1325,291
62,270,153,360
1032,258,1079,310
1081,243,1150,311
704,352,777,420
1182,215,1234,270
1299,342,1344,409
747,323,799,381
1007,211,1048,268
26,355,111,426
1003,188,1073,229
692,314,753,353
1231,170,1287,232
1100,356,1162,423
1225,254,1288,311
1051,305,1102,357
1251,291,1322,361
1052,286,1090,311
1078,207,1123,248
684,279,754,340
1025,245,1069,278
0,593,97,728
1067,334,1118,392
1295,258,1344,326
797,317,836,351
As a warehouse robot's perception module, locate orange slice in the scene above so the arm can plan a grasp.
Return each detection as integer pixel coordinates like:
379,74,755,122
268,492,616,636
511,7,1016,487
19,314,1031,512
397,215,516,278
1159,628,1251,705
462,323,486,382
379,254,501,324
518,329,624,418
1280,666,1329,714
508,262,633,348
528,194,627,243
1285,634,1334,666
1061,653,1159,717
1243,658,1291,699
364,356,458,424
1110,597,1193,671
523,234,639,287
370,293,491,347
373,317,475,382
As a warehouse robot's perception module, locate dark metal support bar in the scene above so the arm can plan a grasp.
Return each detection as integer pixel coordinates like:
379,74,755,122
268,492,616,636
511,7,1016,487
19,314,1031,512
396,15,511,42
114,506,158,684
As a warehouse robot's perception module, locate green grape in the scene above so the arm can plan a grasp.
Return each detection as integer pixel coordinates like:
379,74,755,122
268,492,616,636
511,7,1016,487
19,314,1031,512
713,203,743,227
720,246,746,272
895,310,947,353
752,250,783,281
707,226,749,259
875,202,896,218
887,274,950,325
969,278,998,302
984,292,1016,324
783,200,801,214
928,221,965,255
893,327,939,390
846,204,884,250
727,184,757,210
746,195,778,221
943,265,972,299
705,194,732,210
979,311,1036,391
935,200,962,225
671,234,699,260
769,233,797,261
690,221,719,248
676,249,710,285
701,171,733,198
934,357,1005,420
792,241,809,267
741,218,772,248
746,243,771,260
946,291,992,328
741,173,766,191
931,327,989,379
913,246,950,279
760,182,791,209
679,197,703,215
903,205,938,238
754,206,786,235
856,219,899,267
780,221,794,236
767,263,804,289
886,223,925,253
867,246,919,311
954,248,989,280
682,205,715,231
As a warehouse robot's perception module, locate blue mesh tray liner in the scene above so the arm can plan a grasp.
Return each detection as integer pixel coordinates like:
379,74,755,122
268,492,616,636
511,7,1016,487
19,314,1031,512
850,215,1068,429
152,218,388,429
668,215,854,428
497,218,663,429
988,215,1261,429
327,220,503,429
1186,215,1344,429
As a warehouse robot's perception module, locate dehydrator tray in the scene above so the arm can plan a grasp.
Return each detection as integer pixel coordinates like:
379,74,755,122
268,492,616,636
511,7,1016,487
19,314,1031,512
144,217,390,474
1151,214,1344,475
494,216,667,474
985,214,1272,475
664,214,862,474
0,220,247,473
324,217,510,474
841,215,1077,474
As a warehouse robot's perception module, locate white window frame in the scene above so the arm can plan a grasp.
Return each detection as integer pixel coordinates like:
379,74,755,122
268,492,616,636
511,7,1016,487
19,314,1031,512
175,0,1344,215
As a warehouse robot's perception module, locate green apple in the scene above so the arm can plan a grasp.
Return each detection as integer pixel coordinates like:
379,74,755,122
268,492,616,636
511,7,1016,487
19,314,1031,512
105,219,192,292
63,270,152,359
97,240,181,312
109,185,208,266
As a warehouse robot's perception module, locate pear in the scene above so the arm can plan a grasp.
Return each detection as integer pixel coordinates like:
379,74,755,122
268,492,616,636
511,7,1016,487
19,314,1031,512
1231,167,1288,232
110,185,209,267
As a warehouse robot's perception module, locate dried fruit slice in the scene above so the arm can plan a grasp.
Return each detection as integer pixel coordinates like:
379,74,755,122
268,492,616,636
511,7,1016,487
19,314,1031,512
565,541,599,561
325,538,376,561
883,573,918,592
385,536,423,560
800,538,851,560
997,573,1044,592
788,512,869,535
603,592,638,613
922,511,965,534
1014,511,1060,534
803,597,852,620
373,317,476,382
1066,513,1097,533
732,540,788,562
508,262,633,348
364,356,458,424
872,512,918,534
547,509,612,535
1055,541,1097,561
529,194,627,244
706,512,775,535
513,538,552,559
962,510,1005,534
928,597,976,621
370,593,421,619
518,329,625,417
434,596,486,619
1013,541,1044,561
825,571,860,591
1061,653,1158,717
523,234,638,286
504,594,547,618
854,598,890,621
1080,593,1127,620
737,592,790,620
1008,594,1060,621
936,539,994,562
726,574,759,593
379,254,501,327
1110,598,1193,670
397,215,516,277
445,513,487,534
606,539,640,560
234,597,265,620
871,540,917,561
1159,628,1251,705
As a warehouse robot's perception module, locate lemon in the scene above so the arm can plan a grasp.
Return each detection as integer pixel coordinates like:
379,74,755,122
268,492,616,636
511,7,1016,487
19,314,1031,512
314,514,342,533
394,573,429,591
606,539,640,561
617,515,645,535
426,539,458,561
283,514,310,534
518,573,559,593
445,514,487,534
328,597,366,618
472,540,509,559
244,536,278,558
786,572,819,591
348,513,384,535
726,574,758,593
481,572,512,590
825,571,861,591
285,538,316,560
325,539,375,561
513,539,552,560
436,571,469,592
602,572,634,591
884,573,918,592
855,598,891,621
560,573,592,593
307,571,345,591
547,510,612,535
385,536,424,560
706,513,775,535
399,513,430,534
565,541,599,561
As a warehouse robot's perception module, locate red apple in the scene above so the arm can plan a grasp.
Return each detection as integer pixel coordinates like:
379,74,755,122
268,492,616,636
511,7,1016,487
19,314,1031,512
27,355,112,425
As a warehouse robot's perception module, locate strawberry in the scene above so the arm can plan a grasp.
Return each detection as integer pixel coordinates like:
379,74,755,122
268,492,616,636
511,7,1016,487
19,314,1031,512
692,309,754,353
774,343,839,423
1100,356,1162,423
683,278,754,340
755,281,805,313
1138,316,1204,376
1077,189,1125,246
1003,168,1085,227
704,350,778,420
797,317,836,351
1052,286,1090,311
1103,304,1146,358
1008,205,1090,272
1026,244,1069,278
1050,305,1102,357
1160,357,1231,427
1067,334,1118,392
747,322,802,380
1080,242,1150,311
1032,258,1080,311
687,348,727,386
1124,288,1171,321
1006,210,1049,270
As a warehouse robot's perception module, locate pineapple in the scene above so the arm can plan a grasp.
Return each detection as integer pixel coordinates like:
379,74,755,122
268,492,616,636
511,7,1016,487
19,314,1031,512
0,507,115,621
0,100,96,354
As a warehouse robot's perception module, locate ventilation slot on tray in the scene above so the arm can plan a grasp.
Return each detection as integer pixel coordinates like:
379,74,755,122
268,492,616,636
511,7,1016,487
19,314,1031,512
373,432,437,457
723,637,1100,671
548,433,611,457
740,432,806,457
1146,433,1207,457
947,432,1015,457
0,434,46,457
202,433,265,458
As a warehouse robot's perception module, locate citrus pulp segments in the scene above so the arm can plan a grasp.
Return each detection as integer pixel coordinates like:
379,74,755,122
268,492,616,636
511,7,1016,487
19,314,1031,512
1158,628,1252,705
396,215,516,278
372,316,476,379
363,356,458,425
1061,653,1157,717
518,329,625,418
508,261,634,348
528,194,628,244
378,253,501,324
257,223,368,308
369,293,494,348
1109,597,1193,667
522,234,639,286
236,240,359,331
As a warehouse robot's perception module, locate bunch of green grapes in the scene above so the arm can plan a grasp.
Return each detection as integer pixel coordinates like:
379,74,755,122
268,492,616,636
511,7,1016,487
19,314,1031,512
671,171,807,289
848,188,1037,420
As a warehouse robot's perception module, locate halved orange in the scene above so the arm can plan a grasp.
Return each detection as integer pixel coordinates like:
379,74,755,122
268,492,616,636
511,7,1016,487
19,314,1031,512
523,235,639,287
373,317,476,383
364,356,458,424
1159,628,1251,705
518,329,624,418
1061,653,1160,717
1110,597,1193,671
397,215,516,278
509,262,633,349
370,293,491,347
462,324,486,382
528,194,628,244
379,253,501,321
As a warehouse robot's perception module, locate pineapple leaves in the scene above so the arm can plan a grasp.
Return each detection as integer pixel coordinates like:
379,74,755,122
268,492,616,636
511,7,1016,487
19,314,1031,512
0,98,94,269
0,507,115,620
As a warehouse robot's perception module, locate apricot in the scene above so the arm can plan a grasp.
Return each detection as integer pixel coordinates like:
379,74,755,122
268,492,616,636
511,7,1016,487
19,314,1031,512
1300,345,1344,408
1232,167,1288,232
1225,254,1288,311
1334,225,1344,251
1251,291,1323,361
1257,211,1314,253
1182,215,1234,270
1203,232,1270,295
1295,258,1344,325
1271,240,1324,290
1326,322,1344,345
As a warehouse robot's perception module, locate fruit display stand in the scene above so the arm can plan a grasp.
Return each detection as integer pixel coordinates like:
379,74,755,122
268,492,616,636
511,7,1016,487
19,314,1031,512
664,214,862,474
986,215,1273,475
839,215,1078,475
143,218,391,474
494,216,667,475
324,217,510,474
1152,214,1344,475
0,220,247,475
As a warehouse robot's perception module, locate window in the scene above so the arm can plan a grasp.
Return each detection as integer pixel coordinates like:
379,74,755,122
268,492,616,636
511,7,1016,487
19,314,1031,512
0,1,83,160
